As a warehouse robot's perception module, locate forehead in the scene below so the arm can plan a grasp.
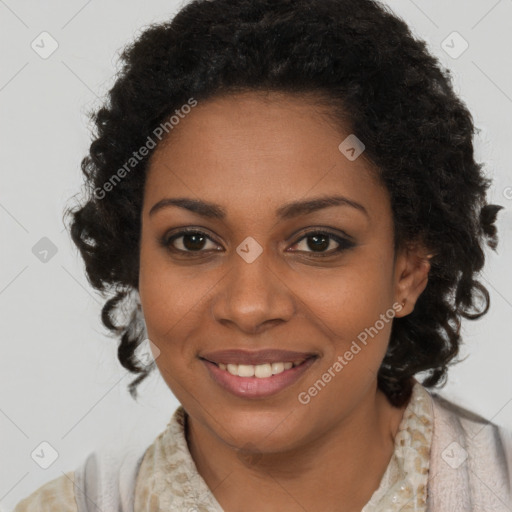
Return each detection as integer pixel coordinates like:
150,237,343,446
143,91,388,222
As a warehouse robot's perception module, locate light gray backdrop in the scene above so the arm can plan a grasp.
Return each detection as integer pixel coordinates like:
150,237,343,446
1,0,511,509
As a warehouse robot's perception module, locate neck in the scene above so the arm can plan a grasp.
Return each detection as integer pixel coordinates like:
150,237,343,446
186,383,409,512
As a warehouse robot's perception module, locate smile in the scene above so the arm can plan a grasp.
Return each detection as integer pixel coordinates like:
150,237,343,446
200,353,317,399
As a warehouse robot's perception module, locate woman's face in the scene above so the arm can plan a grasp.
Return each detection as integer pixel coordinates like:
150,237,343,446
139,91,428,453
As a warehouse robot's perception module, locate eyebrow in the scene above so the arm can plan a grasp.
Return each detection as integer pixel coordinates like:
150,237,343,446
148,195,368,220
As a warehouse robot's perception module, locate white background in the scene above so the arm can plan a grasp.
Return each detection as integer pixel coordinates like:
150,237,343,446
1,0,511,509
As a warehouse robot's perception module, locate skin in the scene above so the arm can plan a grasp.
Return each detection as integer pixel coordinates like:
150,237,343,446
138,91,431,512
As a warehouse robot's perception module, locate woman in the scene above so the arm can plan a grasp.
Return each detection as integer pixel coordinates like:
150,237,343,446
14,0,511,510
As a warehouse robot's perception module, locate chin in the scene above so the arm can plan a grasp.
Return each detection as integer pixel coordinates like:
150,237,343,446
210,405,308,454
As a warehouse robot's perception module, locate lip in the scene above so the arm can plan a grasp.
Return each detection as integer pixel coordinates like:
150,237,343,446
200,349,316,366
201,355,318,399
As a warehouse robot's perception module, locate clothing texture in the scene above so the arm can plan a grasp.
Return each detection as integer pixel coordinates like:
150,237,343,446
12,382,512,512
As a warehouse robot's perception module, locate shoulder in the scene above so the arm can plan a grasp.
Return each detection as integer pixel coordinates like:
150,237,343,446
12,430,156,512
430,391,512,453
427,390,512,511
12,471,78,512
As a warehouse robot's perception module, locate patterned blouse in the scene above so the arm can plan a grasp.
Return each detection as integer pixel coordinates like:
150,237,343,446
13,381,434,511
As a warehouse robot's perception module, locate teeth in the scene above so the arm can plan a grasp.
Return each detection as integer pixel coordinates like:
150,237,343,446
255,363,272,378
238,364,255,377
271,362,284,374
219,360,304,378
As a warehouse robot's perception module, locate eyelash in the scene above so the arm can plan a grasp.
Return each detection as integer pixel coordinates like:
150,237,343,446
161,228,355,258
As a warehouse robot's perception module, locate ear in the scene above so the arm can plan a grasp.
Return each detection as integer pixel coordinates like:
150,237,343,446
393,243,433,318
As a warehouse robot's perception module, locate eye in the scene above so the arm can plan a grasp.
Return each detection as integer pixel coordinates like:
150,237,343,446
288,230,354,256
163,229,221,254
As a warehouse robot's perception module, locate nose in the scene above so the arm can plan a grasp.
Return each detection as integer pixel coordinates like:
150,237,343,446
211,248,296,334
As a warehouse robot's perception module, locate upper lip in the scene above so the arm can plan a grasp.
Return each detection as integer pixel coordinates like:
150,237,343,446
200,349,317,366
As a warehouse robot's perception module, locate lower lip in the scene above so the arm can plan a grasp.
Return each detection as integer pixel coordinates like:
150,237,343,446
202,357,317,399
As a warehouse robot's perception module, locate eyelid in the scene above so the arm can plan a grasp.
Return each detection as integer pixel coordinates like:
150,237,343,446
286,226,355,244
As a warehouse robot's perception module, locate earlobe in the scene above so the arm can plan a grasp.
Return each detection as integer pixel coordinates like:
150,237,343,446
394,244,433,317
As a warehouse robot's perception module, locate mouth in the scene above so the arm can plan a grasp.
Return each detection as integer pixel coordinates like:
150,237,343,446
199,350,318,399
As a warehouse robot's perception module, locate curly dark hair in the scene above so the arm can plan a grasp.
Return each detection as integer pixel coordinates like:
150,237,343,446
64,0,503,407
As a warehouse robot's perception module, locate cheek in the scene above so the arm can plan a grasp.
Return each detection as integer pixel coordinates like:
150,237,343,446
138,240,203,358
296,253,396,381
139,274,207,364
138,247,235,388
294,271,396,428
300,257,395,336
139,264,208,399
139,230,193,318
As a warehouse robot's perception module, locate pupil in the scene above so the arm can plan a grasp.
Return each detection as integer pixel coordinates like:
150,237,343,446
308,234,329,252
183,233,206,251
